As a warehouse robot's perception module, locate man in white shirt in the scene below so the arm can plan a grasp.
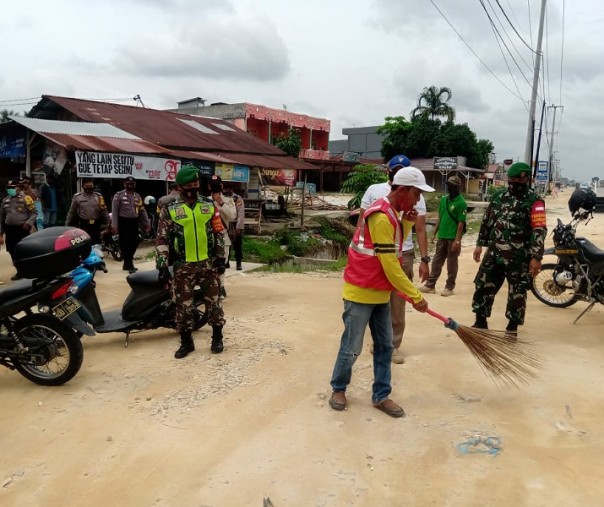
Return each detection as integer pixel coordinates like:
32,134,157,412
358,154,430,364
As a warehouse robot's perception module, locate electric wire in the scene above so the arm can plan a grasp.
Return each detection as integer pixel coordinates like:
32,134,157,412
486,0,534,74
0,96,40,105
479,0,533,106
495,0,538,53
429,0,526,102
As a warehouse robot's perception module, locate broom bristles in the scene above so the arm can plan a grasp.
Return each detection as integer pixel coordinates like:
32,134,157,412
454,324,542,387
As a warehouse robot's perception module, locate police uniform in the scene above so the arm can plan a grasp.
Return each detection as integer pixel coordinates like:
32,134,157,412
0,190,37,262
472,162,547,330
155,165,226,358
66,190,110,244
111,178,150,272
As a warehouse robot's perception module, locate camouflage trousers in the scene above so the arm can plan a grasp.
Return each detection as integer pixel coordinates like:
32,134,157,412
471,247,531,324
172,261,225,333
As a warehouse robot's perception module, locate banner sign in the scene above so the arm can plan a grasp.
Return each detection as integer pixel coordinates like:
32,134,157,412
433,156,458,170
536,161,549,182
260,168,297,186
215,163,250,183
181,159,215,177
0,133,25,159
75,151,180,181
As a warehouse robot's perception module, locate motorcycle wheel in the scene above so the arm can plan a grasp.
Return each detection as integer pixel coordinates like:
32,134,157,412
531,263,578,308
12,314,84,386
110,246,123,262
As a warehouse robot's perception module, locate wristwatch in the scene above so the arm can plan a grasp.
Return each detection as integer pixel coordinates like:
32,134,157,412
420,256,431,263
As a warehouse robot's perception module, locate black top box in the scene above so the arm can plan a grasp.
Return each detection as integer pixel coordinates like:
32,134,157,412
14,227,91,279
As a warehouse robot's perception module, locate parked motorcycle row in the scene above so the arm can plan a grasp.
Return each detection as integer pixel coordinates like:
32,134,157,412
0,225,206,386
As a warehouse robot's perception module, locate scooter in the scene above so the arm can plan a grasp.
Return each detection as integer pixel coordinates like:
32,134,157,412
64,248,207,346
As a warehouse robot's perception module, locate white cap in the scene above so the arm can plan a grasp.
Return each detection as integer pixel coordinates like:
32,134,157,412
392,166,435,192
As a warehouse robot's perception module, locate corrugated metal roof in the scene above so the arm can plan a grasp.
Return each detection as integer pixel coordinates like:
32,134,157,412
9,116,140,139
34,96,289,156
40,133,172,155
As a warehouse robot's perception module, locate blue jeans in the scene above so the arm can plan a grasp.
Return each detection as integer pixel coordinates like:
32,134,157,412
330,300,394,404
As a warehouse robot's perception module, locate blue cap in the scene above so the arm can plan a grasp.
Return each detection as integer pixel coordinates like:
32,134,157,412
388,154,411,171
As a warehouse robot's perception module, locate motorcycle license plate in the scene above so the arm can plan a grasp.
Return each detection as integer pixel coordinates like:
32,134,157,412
53,297,81,320
554,248,579,255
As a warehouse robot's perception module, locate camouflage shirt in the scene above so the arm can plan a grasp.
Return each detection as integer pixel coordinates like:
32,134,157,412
155,195,225,268
477,187,547,262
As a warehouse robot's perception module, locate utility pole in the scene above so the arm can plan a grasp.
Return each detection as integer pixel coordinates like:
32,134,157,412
524,0,547,175
548,105,563,182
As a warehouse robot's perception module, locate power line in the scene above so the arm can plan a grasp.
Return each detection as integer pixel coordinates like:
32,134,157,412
429,0,526,102
495,0,538,52
0,96,40,105
487,0,534,74
480,0,530,109
478,0,531,86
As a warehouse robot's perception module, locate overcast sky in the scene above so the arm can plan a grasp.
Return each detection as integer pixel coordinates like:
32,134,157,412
0,0,601,182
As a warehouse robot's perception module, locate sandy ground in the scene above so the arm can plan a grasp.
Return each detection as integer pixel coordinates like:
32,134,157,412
1,188,603,507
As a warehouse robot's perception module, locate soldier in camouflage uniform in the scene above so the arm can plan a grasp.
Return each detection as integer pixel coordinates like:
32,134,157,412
155,165,227,359
471,162,547,337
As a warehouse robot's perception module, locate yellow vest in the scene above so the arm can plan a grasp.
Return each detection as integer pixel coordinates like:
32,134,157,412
168,201,213,262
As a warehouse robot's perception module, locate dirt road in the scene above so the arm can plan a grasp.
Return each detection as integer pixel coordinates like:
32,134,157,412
1,189,603,506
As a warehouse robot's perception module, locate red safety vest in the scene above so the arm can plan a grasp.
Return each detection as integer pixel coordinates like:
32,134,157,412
344,197,403,291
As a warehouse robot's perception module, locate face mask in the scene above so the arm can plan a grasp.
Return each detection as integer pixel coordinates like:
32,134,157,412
182,187,199,199
7,188,17,197
508,182,528,196
447,184,460,198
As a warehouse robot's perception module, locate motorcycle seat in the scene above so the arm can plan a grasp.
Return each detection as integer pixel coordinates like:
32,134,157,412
576,238,604,263
126,270,162,287
126,267,174,287
0,279,35,305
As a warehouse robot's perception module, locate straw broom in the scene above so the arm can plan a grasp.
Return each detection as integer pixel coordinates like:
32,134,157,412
397,292,542,387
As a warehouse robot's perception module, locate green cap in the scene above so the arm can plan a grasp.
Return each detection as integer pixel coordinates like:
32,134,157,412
507,162,530,178
175,165,199,185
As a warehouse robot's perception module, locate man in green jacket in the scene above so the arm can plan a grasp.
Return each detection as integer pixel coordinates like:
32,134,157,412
419,174,467,296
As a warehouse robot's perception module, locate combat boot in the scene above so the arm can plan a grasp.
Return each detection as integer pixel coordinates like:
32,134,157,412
211,325,224,354
505,321,518,341
472,315,488,329
174,331,195,359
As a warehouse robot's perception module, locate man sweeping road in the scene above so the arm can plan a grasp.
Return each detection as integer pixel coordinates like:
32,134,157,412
328,167,435,418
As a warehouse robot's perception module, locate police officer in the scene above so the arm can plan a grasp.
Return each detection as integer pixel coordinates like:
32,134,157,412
111,176,150,273
155,165,227,359
0,179,38,280
66,178,110,244
471,162,547,338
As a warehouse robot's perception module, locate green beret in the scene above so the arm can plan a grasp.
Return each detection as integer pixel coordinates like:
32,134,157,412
508,162,530,178
175,165,199,185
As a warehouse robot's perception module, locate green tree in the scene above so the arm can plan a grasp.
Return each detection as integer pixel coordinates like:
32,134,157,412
274,127,302,158
341,164,386,209
376,116,414,162
411,86,456,122
378,104,494,169
0,109,19,123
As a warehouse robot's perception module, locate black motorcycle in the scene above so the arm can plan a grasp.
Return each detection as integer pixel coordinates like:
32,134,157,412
0,227,90,385
65,251,208,347
530,189,604,323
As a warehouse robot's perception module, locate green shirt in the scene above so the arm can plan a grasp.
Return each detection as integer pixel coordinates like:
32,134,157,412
437,194,467,240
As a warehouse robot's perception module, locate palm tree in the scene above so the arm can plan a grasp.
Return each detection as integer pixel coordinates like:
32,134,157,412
411,86,456,122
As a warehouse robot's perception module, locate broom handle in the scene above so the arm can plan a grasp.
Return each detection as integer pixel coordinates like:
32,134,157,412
396,292,450,325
